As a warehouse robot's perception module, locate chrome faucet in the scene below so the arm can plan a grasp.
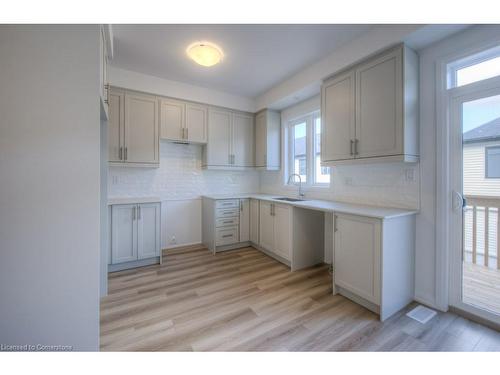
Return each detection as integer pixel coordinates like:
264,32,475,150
287,173,304,198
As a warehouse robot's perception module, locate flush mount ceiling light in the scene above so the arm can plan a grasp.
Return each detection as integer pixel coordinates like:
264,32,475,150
186,42,223,67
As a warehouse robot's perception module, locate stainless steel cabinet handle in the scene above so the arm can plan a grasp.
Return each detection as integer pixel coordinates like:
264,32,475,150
350,140,354,156
137,206,141,220
334,215,338,232
132,206,136,220
124,147,128,160
354,139,359,155
240,201,243,211
222,234,233,238
185,127,189,140
119,146,123,160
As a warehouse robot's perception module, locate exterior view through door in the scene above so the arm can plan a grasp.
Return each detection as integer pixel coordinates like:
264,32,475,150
449,46,500,324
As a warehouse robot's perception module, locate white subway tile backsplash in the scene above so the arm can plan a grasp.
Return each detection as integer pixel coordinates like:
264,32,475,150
108,141,260,200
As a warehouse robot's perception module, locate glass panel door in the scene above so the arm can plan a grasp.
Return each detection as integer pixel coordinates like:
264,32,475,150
450,88,500,324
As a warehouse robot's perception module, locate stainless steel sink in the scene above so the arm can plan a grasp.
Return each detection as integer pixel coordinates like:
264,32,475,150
273,197,306,202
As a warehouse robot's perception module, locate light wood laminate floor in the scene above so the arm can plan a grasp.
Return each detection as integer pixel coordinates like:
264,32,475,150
100,245,500,351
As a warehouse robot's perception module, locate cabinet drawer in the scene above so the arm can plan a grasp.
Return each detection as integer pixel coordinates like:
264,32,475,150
215,199,239,209
216,217,239,228
216,226,239,246
215,207,239,218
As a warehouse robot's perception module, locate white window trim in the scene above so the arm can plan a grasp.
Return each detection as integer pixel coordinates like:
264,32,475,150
284,110,330,189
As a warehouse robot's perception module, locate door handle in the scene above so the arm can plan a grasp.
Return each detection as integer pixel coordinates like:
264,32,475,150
452,191,467,211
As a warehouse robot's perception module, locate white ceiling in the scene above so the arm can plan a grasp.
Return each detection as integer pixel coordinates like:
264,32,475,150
110,24,373,98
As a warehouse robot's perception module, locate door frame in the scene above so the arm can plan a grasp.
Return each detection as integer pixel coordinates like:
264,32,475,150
436,45,500,323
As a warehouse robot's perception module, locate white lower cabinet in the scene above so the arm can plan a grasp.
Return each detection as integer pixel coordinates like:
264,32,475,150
239,199,250,243
110,202,161,270
333,212,415,321
249,199,260,244
259,201,292,261
334,214,381,304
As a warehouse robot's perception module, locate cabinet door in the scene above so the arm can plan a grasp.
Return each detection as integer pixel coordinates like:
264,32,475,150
273,204,291,260
321,70,355,162
137,203,161,260
185,103,208,143
207,108,231,166
250,199,260,244
239,199,250,242
125,92,159,163
355,49,403,158
232,113,254,167
111,204,137,264
259,201,274,251
255,112,266,167
334,213,381,304
108,90,124,162
160,99,185,141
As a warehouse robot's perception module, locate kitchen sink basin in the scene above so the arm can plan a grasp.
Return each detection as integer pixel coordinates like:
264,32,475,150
273,197,307,202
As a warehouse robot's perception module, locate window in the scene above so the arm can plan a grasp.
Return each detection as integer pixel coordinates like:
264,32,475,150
287,112,330,187
486,146,500,178
447,45,500,89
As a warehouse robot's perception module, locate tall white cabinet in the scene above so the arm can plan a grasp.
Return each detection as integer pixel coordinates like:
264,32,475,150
108,88,159,167
202,108,254,169
109,201,161,272
321,44,418,165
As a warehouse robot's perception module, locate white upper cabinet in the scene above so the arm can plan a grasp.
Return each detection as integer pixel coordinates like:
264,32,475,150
255,110,280,170
355,48,402,158
108,90,124,163
321,44,418,165
321,71,355,162
159,98,207,144
232,112,254,167
160,99,185,141
125,92,159,164
108,88,159,167
205,107,232,167
203,108,255,170
185,103,208,143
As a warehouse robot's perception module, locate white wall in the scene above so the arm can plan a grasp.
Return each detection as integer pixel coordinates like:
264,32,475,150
108,66,256,112
416,25,500,309
0,26,100,350
109,142,260,249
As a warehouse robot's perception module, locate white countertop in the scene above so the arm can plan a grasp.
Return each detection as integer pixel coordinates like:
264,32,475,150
202,193,417,219
108,196,161,205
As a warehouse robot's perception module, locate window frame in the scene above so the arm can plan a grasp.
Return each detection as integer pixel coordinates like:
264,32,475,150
286,110,330,188
485,145,500,179
447,45,500,89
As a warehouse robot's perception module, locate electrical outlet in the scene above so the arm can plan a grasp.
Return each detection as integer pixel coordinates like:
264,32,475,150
170,236,177,245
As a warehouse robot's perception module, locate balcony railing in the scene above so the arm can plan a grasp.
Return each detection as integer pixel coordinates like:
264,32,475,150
464,195,500,270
